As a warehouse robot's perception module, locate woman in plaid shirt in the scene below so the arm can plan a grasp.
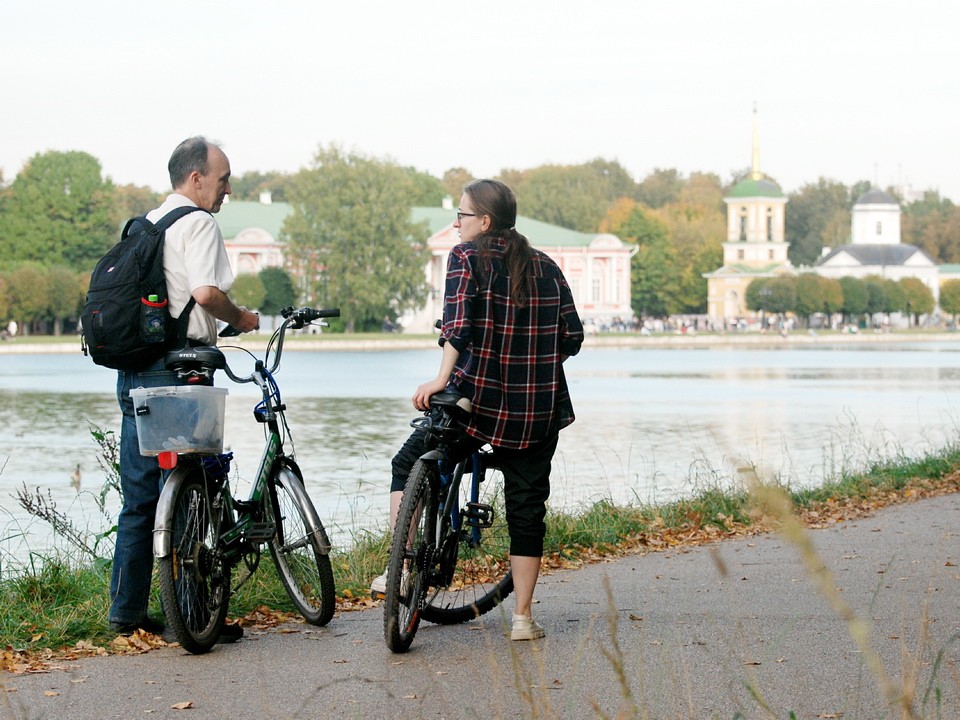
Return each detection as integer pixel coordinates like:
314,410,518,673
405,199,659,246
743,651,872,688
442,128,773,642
373,179,583,640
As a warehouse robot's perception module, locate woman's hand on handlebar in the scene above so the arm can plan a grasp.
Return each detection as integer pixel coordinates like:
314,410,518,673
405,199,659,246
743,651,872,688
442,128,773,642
413,377,447,411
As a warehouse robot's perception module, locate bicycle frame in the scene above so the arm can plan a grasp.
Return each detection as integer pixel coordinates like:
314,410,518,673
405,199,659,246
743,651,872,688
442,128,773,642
153,308,335,561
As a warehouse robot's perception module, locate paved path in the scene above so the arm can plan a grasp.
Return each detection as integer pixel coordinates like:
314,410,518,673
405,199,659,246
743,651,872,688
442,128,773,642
3,494,958,719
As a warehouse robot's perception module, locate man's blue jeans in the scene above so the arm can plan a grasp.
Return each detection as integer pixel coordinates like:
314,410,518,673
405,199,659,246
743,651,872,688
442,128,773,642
109,359,181,625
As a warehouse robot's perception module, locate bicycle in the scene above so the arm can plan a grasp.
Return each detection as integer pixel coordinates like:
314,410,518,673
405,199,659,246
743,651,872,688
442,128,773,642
383,392,513,653
145,306,339,654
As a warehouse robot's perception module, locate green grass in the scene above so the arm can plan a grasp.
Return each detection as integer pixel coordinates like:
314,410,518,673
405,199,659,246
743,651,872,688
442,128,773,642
2,441,959,653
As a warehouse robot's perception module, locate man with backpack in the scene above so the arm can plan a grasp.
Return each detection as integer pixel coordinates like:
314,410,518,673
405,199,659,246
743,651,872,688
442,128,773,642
108,137,259,641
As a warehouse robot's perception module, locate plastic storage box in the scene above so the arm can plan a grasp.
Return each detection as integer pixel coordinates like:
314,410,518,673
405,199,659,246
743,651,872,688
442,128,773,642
130,386,228,456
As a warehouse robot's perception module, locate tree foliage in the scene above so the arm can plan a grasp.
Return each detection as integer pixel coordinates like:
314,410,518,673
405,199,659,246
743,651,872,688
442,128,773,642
283,145,430,332
785,178,856,267
939,280,960,319
898,276,934,324
0,151,117,272
229,170,291,202
258,266,297,316
230,273,267,310
501,158,636,232
902,192,960,263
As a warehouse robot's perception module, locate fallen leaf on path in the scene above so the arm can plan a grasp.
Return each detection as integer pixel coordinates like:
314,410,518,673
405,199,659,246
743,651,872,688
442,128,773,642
171,701,193,710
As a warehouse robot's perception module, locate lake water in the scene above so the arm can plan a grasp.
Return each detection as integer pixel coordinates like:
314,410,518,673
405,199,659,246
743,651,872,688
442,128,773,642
3,339,960,560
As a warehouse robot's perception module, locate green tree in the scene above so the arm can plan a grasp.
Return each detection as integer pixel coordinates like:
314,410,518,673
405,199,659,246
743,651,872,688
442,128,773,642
785,178,853,267
229,170,291,202
746,276,796,315
284,145,430,332
819,276,845,317
901,192,960,263
45,266,84,335
862,276,888,317
400,167,446,207
258,266,297,316
839,276,869,324
898,277,934,325
794,273,823,325
112,183,162,227
636,168,683,208
6,263,51,334
0,274,9,322
230,273,267,310
442,168,474,202
0,151,117,271
939,280,960,322
503,159,637,232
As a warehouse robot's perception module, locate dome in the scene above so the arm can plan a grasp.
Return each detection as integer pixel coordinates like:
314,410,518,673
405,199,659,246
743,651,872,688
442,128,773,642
854,188,899,206
728,177,784,199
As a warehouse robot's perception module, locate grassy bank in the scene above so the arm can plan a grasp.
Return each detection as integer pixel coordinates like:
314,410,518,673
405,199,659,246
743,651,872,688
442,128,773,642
2,440,959,664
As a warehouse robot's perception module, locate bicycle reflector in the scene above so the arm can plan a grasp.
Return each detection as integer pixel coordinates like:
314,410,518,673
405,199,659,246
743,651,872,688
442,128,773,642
158,451,179,470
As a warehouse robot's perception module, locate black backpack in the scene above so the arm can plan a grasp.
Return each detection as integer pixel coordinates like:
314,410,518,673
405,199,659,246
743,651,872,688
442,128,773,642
80,206,208,370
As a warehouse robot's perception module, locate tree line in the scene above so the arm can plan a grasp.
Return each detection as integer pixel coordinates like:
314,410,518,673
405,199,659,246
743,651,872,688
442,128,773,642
743,274,939,328
1,147,958,334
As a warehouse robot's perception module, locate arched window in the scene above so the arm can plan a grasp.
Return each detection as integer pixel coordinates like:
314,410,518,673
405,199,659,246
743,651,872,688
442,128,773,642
739,208,747,242
876,221,882,235
766,208,774,241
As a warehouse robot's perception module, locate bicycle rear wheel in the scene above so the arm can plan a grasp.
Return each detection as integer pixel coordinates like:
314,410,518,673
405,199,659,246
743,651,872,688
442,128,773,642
420,455,513,625
157,465,231,654
384,460,435,653
268,462,336,626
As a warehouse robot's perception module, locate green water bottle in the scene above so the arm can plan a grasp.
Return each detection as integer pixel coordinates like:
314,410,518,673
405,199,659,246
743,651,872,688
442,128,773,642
141,293,166,344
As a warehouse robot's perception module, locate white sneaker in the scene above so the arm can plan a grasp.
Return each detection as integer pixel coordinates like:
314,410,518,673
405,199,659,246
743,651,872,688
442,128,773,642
370,567,411,598
509,614,545,641
370,568,388,597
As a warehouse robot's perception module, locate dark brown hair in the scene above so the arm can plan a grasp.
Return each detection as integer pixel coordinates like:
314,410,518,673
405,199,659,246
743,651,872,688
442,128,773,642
464,179,533,306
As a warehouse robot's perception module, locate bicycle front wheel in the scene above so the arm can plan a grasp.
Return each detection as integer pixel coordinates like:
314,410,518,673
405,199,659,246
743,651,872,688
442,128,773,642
384,459,435,653
157,465,232,654
420,454,513,625
268,462,336,626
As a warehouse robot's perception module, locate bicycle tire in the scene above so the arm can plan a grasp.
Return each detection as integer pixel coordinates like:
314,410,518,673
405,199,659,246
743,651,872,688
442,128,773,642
268,461,336,626
384,460,435,653
157,465,232,654
420,456,513,625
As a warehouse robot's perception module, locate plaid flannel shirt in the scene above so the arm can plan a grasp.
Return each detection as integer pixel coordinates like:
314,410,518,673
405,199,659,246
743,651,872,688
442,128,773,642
440,235,583,449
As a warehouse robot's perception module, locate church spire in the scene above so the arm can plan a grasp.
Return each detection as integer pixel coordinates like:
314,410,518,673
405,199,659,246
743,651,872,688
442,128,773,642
750,103,762,181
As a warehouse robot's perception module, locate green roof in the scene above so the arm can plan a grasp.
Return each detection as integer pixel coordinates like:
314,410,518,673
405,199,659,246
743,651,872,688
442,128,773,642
411,208,598,247
728,178,784,199
216,202,600,249
217,200,293,239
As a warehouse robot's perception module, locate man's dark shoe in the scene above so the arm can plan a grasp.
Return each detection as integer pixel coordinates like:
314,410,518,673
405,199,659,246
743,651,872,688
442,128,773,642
109,616,165,636
217,621,243,643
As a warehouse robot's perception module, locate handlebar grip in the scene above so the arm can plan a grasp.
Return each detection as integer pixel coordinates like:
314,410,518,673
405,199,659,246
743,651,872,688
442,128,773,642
218,325,242,337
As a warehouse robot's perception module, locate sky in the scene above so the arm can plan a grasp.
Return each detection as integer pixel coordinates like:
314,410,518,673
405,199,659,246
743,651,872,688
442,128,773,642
2,0,958,201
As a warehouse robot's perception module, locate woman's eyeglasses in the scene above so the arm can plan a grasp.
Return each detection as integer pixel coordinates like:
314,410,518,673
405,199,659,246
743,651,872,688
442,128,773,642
456,211,476,222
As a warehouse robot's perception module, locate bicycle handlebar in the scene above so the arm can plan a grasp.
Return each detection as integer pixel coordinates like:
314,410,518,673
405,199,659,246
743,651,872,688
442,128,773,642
219,305,340,384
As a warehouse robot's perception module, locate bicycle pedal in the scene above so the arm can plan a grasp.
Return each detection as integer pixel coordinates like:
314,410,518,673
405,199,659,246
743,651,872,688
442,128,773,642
244,522,276,541
463,502,494,528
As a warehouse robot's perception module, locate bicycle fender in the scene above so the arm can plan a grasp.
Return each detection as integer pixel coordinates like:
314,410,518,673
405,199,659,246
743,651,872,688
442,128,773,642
152,466,192,558
417,449,444,462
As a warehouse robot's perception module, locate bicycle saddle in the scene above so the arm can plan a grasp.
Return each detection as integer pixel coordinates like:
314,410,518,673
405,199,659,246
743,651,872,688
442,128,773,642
429,392,472,423
164,345,226,376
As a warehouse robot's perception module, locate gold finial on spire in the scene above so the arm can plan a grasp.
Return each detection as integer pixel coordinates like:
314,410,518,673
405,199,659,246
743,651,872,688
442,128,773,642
750,102,762,181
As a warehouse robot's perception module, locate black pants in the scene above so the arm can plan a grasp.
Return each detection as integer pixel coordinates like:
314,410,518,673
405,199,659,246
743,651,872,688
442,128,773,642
391,428,559,557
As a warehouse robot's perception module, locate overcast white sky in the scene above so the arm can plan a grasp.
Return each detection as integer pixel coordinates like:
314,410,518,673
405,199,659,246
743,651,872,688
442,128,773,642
2,0,958,200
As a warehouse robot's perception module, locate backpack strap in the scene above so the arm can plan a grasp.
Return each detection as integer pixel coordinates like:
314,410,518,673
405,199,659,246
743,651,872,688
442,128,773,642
154,205,208,232
155,205,209,348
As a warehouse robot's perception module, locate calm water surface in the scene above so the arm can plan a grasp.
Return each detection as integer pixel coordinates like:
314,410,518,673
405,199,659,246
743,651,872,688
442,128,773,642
3,341,960,558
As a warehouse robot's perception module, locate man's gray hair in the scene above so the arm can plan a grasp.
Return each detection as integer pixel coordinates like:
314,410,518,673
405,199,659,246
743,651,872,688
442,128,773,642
168,136,218,188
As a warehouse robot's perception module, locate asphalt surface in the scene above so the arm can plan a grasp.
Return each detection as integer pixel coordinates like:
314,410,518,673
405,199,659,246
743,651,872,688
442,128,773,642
3,493,958,720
